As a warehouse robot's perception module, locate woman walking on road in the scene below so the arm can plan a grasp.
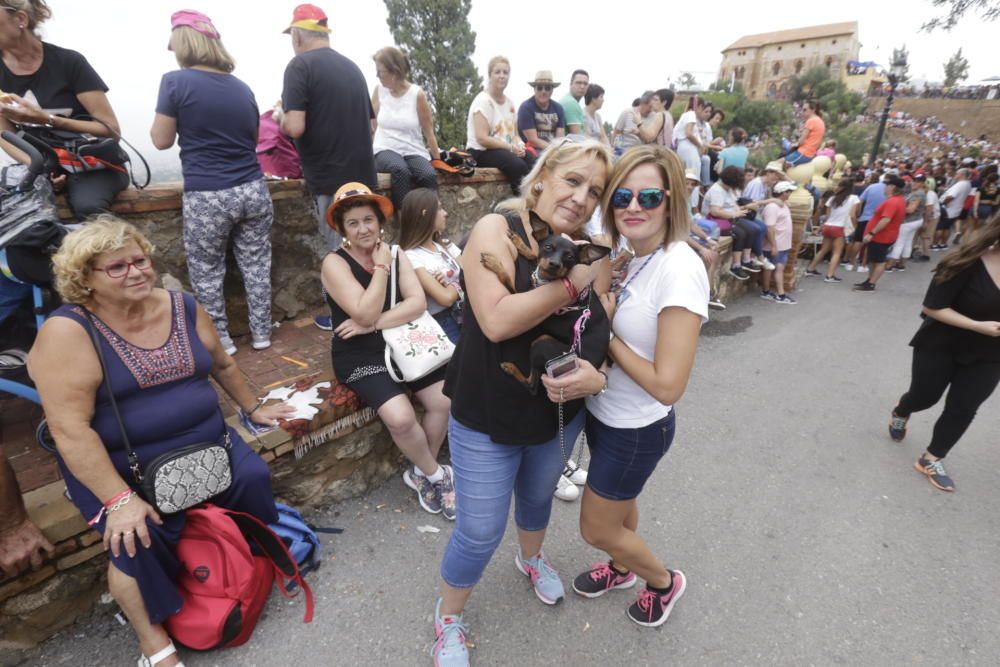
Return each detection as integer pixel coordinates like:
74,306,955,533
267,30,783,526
889,212,1000,492
568,146,708,627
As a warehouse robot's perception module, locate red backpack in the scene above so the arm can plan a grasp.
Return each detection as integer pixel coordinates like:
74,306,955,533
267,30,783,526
165,504,314,650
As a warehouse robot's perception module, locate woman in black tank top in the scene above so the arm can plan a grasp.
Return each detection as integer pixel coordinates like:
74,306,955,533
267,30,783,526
432,140,614,665
321,184,456,520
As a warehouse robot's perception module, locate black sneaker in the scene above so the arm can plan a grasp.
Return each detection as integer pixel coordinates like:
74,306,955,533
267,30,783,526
626,570,687,628
895,265,906,272
572,561,637,598
823,275,843,283
914,455,955,492
916,254,931,262
741,261,762,274
773,293,797,305
853,281,875,292
804,269,822,277
889,410,908,442
729,266,749,281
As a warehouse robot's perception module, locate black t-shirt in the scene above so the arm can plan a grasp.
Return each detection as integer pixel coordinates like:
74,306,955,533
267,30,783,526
910,258,1000,363
281,48,376,195
0,42,107,117
444,211,584,445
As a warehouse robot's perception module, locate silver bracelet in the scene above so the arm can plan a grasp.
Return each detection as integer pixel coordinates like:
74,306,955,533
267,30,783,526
107,491,136,513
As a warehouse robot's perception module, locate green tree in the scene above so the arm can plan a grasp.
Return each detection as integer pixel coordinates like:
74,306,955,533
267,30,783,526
679,72,697,89
943,48,970,87
922,0,1000,30
384,0,482,149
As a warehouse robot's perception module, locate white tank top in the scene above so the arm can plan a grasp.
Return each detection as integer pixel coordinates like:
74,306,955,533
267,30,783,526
372,84,429,159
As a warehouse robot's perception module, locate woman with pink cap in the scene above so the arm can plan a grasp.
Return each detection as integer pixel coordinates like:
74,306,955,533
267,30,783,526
151,11,275,357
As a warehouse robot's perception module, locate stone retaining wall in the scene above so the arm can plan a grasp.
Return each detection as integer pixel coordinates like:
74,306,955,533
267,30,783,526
2,169,752,664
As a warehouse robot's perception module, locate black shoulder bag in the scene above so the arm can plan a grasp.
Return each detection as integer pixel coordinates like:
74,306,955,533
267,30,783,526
82,310,233,514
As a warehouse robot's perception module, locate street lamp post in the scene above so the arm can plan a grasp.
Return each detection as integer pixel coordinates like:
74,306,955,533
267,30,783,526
868,48,909,169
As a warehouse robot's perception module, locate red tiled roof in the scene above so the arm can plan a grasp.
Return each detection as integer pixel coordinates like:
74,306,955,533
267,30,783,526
723,21,858,52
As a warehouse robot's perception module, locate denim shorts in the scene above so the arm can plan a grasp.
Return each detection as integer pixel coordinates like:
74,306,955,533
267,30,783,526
585,410,676,501
784,150,813,167
765,249,790,266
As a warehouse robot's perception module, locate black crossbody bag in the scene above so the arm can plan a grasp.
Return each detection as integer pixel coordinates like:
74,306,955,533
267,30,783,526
82,310,233,514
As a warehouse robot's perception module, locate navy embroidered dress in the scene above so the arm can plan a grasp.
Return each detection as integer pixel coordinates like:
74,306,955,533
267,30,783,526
50,291,277,624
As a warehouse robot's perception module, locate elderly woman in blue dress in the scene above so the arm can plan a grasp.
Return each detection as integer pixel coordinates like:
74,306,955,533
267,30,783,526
28,217,292,667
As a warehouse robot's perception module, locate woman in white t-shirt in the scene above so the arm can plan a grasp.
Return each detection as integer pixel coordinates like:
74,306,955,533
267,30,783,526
672,95,706,176
465,55,535,194
371,47,442,210
553,145,708,628
398,188,463,343
805,177,859,282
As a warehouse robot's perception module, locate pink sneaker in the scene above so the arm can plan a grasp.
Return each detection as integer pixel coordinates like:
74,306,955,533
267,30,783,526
627,570,687,628
571,561,637,598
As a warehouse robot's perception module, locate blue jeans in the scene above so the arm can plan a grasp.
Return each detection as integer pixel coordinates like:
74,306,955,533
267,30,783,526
742,217,767,256
312,193,343,253
785,150,813,167
440,410,585,588
433,309,461,345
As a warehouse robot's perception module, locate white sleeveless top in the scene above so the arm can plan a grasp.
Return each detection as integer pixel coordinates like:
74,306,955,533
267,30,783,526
372,84,429,159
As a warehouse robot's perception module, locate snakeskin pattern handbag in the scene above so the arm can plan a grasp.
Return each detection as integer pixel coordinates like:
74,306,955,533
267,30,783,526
83,311,232,515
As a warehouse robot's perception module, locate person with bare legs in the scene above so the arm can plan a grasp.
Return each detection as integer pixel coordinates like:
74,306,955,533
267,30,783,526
805,177,858,283
568,145,707,627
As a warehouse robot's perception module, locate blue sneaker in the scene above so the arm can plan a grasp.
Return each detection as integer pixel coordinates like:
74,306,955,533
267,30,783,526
432,598,469,667
760,290,776,301
314,315,333,331
889,409,908,442
514,549,565,605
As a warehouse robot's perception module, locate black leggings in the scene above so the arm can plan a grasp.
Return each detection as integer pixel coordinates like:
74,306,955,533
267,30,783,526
896,345,1000,458
65,169,129,220
468,148,535,194
729,219,756,253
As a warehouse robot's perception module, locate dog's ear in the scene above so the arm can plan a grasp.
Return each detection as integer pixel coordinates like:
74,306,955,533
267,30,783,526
576,243,612,265
528,211,552,242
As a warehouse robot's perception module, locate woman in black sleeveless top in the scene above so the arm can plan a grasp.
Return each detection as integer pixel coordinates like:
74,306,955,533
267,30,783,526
432,140,614,666
320,183,455,519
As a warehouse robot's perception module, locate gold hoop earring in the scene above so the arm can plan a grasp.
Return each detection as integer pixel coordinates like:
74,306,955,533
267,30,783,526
342,238,352,249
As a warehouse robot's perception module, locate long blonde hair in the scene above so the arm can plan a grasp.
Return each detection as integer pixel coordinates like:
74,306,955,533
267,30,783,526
602,145,691,249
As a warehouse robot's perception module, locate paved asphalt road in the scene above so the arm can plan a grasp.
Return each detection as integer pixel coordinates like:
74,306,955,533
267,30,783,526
25,257,1000,667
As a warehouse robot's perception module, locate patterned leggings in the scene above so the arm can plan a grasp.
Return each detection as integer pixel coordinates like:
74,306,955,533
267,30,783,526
182,179,273,339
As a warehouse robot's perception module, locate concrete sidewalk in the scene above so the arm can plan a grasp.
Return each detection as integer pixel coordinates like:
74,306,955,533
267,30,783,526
24,257,1000,667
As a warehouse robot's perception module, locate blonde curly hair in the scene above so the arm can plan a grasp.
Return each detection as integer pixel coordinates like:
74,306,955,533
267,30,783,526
52,215,155,304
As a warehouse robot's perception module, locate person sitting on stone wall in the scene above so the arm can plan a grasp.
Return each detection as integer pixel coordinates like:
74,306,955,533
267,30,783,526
398,188,463,345
465,56,535,195
320,183,456,520
28,217,292,667
371,46,442,212
517,70,566,153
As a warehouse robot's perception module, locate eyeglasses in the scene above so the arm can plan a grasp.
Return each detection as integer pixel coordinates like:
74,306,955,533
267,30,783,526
610,187,667,210
535,84,553,92
93,255,151,279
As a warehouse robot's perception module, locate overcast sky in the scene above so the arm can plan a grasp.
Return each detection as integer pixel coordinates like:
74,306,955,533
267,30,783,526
35,1,999,177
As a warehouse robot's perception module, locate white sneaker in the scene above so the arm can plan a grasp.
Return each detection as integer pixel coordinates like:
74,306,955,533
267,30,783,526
857,265,869,273
218,335,237,356
845,264,855,272
554,474,580,501
251,334,271,351
564,459,588,486
761,258,776,271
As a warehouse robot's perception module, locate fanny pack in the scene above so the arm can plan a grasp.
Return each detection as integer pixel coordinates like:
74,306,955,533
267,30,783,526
82,310,232,514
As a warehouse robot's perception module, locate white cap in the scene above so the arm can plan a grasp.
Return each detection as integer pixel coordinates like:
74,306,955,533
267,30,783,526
684,169,701,184
773,181,797,194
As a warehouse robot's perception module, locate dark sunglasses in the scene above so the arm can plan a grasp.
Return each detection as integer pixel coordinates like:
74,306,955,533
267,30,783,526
610,187,667,210
535,84,553,92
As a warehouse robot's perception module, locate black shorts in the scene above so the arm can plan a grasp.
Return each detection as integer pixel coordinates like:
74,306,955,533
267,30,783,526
867,241,893,264
936,214,954,231
348,364,448,411
852,219,869,243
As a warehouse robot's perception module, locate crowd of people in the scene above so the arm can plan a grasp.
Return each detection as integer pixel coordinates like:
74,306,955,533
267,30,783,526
0,3,998,667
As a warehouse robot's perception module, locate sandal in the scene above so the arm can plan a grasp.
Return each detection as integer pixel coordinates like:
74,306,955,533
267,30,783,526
137,641,185,667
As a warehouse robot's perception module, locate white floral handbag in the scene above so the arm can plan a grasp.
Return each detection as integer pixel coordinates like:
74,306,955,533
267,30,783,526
382,245,455,383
